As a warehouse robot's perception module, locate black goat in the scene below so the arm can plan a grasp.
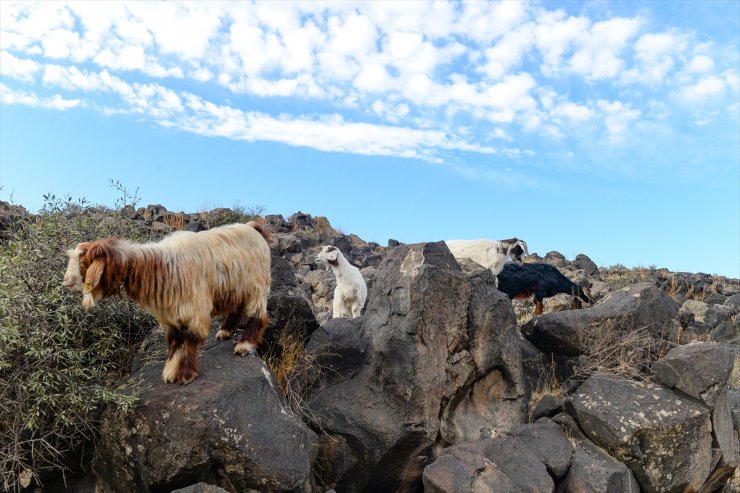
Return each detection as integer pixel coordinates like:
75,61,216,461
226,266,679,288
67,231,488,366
496,262,593,315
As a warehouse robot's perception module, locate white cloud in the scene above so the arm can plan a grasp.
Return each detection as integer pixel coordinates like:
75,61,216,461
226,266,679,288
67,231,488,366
190,67,214,82
125,2,221,60
551,102,596,122
622,31,686,84
0,51,40,83
535,10,591,77
327,12,377,57
677,76,726,103
687,55,714,73
354,64,394,93
456,1,529,43
570,17,643,80
480,23,535,79
598,99,641,141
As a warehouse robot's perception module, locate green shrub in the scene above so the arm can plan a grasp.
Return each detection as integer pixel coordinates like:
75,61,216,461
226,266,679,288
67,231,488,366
0,201,161,491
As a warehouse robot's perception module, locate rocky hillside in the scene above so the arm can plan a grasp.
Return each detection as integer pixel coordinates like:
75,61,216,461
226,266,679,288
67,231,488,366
1,201,738,493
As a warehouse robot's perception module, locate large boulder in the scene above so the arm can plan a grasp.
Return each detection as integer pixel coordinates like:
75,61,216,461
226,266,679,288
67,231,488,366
422,436,554,493
522,283,679,357
94,329,317,493
572,373,713,492
302,241,525,492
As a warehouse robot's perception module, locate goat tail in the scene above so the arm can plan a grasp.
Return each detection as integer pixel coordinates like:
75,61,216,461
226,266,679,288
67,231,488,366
247,219,274,245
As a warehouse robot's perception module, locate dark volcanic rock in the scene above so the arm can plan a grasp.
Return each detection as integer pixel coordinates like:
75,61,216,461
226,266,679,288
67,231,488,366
544,251,567,267
171,484,229,493
303,242,469,492
439,267,525,445
302,241,525,492
531,394,565,421
94,330,317,493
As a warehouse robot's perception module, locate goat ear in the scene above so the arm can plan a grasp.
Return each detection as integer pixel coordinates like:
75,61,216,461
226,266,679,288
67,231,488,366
325,249,339,262
82,259,106,309
582,286,592,302
76,241,90,256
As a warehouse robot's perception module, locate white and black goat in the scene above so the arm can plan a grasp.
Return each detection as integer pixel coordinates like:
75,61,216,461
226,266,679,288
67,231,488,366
496,262,592,315
445,238,529,281
63,222,272,384
315,245,367,318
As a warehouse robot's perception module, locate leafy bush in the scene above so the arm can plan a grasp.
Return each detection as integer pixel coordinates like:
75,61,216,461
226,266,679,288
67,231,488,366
0,201,161,491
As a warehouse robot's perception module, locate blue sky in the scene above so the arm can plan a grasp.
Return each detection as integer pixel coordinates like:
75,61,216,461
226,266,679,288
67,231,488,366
1,1,738,277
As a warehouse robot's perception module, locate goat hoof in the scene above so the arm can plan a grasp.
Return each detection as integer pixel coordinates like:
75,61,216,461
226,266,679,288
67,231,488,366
215,329,232,341
234,341,256,356
178,372,198,385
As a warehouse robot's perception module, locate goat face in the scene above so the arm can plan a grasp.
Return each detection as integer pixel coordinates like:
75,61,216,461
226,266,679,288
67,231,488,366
63,240,124,309
316,245,340,267
508,239,529,263
63,245,86,291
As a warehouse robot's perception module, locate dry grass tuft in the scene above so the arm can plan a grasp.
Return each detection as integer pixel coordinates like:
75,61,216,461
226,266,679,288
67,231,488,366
572,324,668,382
261,332,333,429
528,356,566,422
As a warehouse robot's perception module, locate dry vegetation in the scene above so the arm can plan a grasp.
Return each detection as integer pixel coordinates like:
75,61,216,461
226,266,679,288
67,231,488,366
528,356,566,422
261,331,334,432
573,324,667,382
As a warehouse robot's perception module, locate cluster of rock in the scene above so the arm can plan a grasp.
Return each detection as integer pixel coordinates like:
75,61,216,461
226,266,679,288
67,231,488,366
3,203,739,492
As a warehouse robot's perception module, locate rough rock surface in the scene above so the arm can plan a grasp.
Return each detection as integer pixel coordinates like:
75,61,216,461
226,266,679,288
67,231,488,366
552,413,640,493
94,330,317,493
572,373,713,492
652,341,735,407
509,418,573,478
264,256,319,351
422,436,554,493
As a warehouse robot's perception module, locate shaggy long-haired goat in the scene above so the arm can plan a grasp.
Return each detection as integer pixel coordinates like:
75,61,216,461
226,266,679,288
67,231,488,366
496,262,592,315
445,238,529,281
63,222,271,384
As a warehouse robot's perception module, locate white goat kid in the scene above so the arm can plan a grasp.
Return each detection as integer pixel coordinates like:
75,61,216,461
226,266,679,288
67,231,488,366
315,245,367,318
